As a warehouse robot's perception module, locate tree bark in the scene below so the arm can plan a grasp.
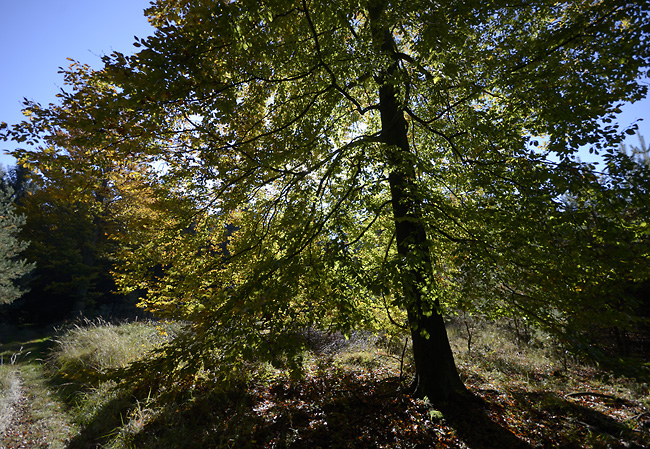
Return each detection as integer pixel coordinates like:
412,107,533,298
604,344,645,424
369,1,467,401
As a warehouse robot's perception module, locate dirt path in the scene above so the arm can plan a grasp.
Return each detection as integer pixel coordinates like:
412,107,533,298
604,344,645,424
1,365,75,449
0,366,21,438
1,369,49,449
1,341,75,449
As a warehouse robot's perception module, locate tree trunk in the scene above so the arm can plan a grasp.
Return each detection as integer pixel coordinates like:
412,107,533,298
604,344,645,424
72,179,108,317
370,1,467,401
72,221,98,317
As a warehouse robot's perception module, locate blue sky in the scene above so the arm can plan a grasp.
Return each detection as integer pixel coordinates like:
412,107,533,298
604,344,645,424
0,1,648,169
0,0,153,168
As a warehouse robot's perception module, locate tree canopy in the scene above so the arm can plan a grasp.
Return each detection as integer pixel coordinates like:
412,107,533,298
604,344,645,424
3,0,650,401
0,119,159,323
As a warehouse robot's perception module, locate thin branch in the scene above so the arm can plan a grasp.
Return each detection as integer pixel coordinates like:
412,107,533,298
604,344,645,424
301,0,375,116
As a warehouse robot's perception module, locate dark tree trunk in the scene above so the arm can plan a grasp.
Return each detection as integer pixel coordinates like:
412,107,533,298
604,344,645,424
370,1,467,401
72,216,98,317
72,179,109,317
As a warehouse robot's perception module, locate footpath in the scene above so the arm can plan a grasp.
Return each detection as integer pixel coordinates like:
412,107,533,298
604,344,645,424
0,336,74,449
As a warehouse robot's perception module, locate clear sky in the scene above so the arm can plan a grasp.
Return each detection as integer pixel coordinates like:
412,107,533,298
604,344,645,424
0,0,154,168
0,1,648,169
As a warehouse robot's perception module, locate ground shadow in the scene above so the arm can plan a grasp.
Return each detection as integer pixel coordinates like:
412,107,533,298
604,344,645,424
0,324,56,364
63,372,540,448
437,394,533,449
64,392,139,449
509,390,649,448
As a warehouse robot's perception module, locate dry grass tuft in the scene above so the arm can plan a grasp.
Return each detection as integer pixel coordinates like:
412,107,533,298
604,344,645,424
51,319,180,374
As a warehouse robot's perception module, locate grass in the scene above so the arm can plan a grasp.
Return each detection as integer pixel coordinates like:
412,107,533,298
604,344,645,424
3,317,650,448
448,317,650,448
48,319,181,384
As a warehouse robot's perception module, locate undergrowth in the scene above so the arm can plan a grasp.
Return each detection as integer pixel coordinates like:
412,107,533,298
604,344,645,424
34,318,650,448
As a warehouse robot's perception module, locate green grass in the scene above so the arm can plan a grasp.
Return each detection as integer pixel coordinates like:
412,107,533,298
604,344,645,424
39,319,184,448
0,319,183,449
0,364,17,392
1,326,57,436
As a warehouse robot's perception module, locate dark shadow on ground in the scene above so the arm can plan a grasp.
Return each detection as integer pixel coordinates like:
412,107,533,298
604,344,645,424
63,372,540,449
437,395,533,449
0,324,56,364
64,393,137,449
508,390,649,449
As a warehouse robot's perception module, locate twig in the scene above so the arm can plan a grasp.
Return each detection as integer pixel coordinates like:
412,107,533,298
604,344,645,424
566,392,617,400
10,346,23,365
399,336,409,387
626,411,650,422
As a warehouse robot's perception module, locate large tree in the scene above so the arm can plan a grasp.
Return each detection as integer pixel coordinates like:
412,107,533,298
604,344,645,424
4,0,650,400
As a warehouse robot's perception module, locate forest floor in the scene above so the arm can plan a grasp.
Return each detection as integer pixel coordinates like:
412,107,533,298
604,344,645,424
0,320,649,448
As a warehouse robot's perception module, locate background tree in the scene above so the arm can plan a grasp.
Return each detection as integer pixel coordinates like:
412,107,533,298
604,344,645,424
0,166,33,305
583,134,650,358
620,131,650,167
10,151,159,323
1,64,158,322
4,0,649,401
